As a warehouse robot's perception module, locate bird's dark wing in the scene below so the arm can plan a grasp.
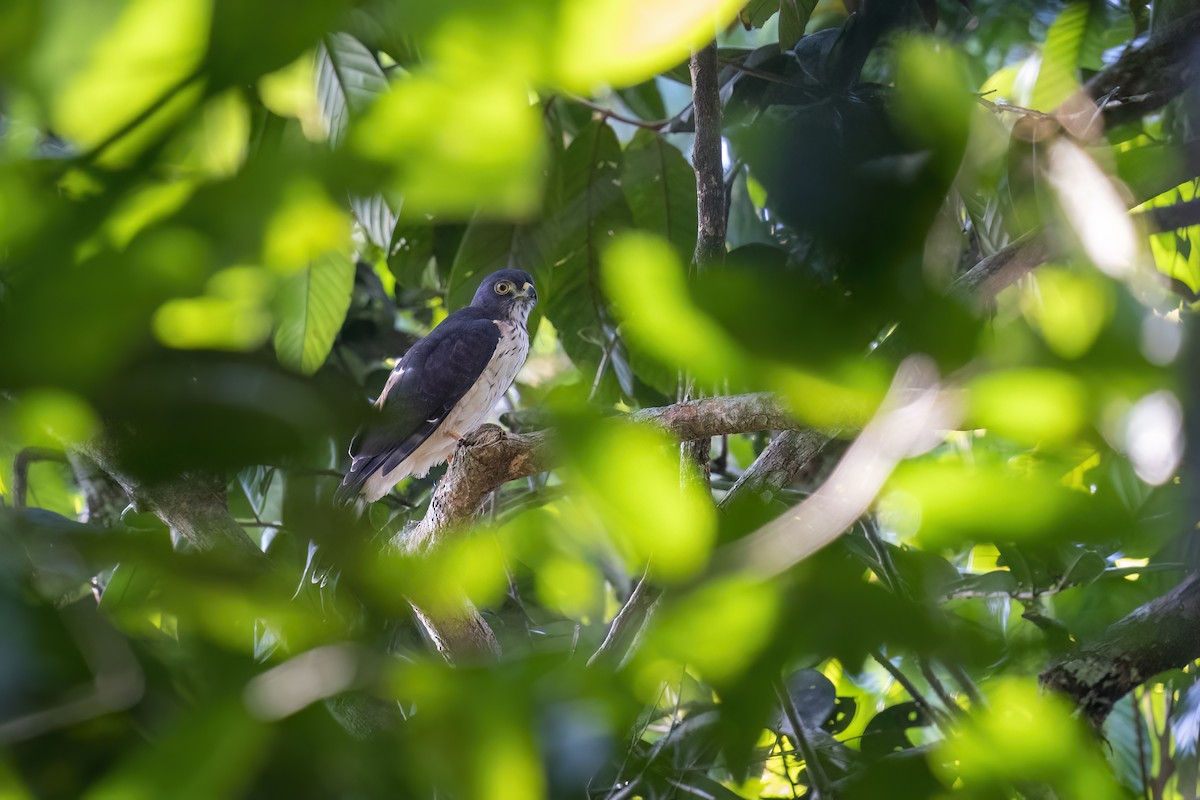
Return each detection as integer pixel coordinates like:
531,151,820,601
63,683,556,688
336,314,501,503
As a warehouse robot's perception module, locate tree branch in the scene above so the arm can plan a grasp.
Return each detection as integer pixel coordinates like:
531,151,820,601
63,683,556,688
65,452,130,528
390,392,796,660
1086,9,1200,128
396,393,795,554
1139,198,1200,233
1040,574,1200,726
717,429,833,511
690,41,726,271
76,436,267,567
950,233,1050,306
953,10,1200,305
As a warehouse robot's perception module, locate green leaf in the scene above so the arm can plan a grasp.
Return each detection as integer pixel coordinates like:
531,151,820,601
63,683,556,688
781,668,837,730
862,701,932,760
543,120,632,394
1032,0,1095,111
316,33,398,251
779,0,817,51
616,80,667,121
352,72,544,218
85,701,268,800
98,562,159,613
315,32,389,145
274,251,355,374
621,129,698,262
350,193,398,254
743,0,780,28
387,224,436,287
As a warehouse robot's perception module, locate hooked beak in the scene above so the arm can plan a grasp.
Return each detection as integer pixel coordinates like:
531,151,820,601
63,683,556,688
516,281,537,302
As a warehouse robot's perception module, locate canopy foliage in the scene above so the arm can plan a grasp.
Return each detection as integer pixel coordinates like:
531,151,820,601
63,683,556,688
3,0,1200,798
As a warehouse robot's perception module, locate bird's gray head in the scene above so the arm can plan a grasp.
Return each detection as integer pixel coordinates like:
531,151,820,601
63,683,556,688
470,269,538,323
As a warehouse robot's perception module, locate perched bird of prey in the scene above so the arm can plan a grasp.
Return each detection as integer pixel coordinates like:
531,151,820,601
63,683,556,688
336,269,537,505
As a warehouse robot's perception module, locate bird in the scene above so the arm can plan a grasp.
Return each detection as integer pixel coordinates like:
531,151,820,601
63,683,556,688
336,269,537,505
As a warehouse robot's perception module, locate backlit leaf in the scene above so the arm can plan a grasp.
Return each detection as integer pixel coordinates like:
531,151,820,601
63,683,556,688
274,251,356,374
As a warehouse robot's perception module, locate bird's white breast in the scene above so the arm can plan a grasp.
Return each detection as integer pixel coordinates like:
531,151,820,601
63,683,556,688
444,320,529,435
363,320,529,499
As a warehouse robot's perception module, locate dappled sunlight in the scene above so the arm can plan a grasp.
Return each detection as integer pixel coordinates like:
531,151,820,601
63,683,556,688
3,0,1200,797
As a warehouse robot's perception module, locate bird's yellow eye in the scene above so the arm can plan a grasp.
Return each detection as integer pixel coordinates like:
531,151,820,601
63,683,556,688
495,281,512,295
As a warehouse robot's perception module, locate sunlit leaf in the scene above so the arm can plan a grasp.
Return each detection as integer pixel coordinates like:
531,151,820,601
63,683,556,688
602,231,746,386
887,454,1128,549
261,180,353,274
1138,180,1200,293
637,574,780,685
938,678,1124,798
1032,1,1093,111
351,71,544,218
558,415,717,583
166,89,250,178
257,51,325,140
557,0,745,90
967,368,1090,446
274,251,355,374
49,0,210,161
1020,266,1114,358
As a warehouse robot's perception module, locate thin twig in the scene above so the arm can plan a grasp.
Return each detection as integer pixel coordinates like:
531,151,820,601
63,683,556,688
863,519,964,719
945,662,985,708
12,447,68,509
1134,691,1151,800
918,660,960,716
566,93,694,131
774,679,834,799
871,649,954,735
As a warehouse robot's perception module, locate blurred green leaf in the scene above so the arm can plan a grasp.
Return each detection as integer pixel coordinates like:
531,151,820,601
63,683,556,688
638,574,780,685
351,71,544,218
938,678,1124,798
888,454,1130,550
86,701,269,800
274,251,355,375
558,414,717,582
1032,0,1095,111
1019,266,1114,358
45,0,209,162
603,231,747,387
966,368,1090,446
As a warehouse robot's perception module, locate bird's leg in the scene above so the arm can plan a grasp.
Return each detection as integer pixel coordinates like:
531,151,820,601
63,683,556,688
443,428,469,465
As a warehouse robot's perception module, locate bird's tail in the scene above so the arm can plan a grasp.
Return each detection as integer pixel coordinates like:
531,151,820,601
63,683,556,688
333,464,368,507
